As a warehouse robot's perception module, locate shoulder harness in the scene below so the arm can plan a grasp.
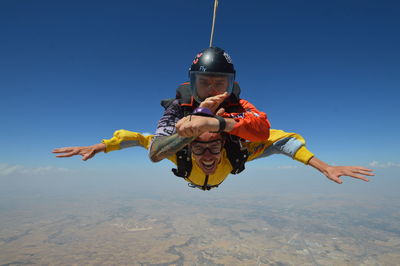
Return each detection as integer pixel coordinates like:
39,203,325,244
161,82,249,189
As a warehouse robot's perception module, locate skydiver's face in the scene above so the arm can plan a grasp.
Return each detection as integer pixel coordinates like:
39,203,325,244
195,75,229,100
190,132,224,175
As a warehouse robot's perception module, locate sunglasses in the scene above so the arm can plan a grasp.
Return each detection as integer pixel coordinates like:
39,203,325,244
190,139,223,155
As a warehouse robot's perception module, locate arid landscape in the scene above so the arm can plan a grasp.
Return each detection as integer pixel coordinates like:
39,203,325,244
1,188,400,265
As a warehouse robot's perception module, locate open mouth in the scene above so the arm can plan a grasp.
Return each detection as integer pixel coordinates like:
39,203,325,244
201,160,216,170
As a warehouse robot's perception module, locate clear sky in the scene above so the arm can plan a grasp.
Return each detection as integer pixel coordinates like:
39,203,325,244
0,0,399,177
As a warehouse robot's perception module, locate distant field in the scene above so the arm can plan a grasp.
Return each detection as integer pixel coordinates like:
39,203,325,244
1,188,400,265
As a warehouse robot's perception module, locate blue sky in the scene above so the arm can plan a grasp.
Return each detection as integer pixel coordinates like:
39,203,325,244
0,0,399,175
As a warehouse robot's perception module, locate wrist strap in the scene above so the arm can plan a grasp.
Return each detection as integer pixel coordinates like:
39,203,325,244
214,116,226,132
192,107,214,117
192,107,225,132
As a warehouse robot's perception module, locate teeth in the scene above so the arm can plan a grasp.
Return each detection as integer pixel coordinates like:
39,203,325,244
202,161,215,170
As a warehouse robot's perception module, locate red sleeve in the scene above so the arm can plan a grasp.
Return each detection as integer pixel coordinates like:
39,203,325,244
221,99,270,142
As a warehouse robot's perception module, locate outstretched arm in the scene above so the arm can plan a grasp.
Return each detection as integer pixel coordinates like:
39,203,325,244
247,129,374,184
308,157,374,184
52,143,106,161
53,130,153,161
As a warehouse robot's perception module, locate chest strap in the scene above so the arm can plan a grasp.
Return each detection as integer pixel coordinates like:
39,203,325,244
171,147,192,178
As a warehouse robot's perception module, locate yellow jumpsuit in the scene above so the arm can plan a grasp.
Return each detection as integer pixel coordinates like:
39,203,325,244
102,129,314,189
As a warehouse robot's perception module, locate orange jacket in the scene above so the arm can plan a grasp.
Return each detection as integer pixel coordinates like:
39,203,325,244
221,99,270,142
155,97,270,142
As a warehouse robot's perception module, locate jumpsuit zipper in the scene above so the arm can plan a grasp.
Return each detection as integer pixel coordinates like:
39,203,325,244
202,175,209,190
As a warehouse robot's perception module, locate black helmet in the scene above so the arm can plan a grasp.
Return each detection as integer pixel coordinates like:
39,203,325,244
189,47,236,101
189,47,236,75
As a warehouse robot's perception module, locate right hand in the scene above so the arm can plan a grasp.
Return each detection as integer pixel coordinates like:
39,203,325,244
52,143,106,161
199,92,229,114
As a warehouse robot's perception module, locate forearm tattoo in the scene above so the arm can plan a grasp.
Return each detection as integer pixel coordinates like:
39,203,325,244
149,134,195,162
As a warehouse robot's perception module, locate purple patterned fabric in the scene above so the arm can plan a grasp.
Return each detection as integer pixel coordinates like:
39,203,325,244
154,100,184,137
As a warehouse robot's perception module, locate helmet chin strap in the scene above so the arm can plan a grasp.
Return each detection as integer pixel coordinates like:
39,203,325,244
209,0,219,47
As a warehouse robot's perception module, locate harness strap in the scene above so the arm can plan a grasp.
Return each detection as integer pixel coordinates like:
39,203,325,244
188,182,219,191
171,148,192,178
225,135,249,174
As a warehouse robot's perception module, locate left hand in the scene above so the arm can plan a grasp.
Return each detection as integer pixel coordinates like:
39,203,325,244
52,143,106,161
175,115,219,137
324,166,374,184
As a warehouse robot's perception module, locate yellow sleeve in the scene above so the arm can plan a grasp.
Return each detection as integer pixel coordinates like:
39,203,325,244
102,129,154,153
246,129,314,164
293,146,314,164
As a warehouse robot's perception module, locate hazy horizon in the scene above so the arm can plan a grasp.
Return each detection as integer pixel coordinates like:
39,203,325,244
1,0,399,264
1,166,400,265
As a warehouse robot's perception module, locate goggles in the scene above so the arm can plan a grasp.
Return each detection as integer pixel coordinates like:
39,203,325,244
189,72,235,102
190,139,223,155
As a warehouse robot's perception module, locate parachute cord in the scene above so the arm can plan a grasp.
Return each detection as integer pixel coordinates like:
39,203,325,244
209,0,219,47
